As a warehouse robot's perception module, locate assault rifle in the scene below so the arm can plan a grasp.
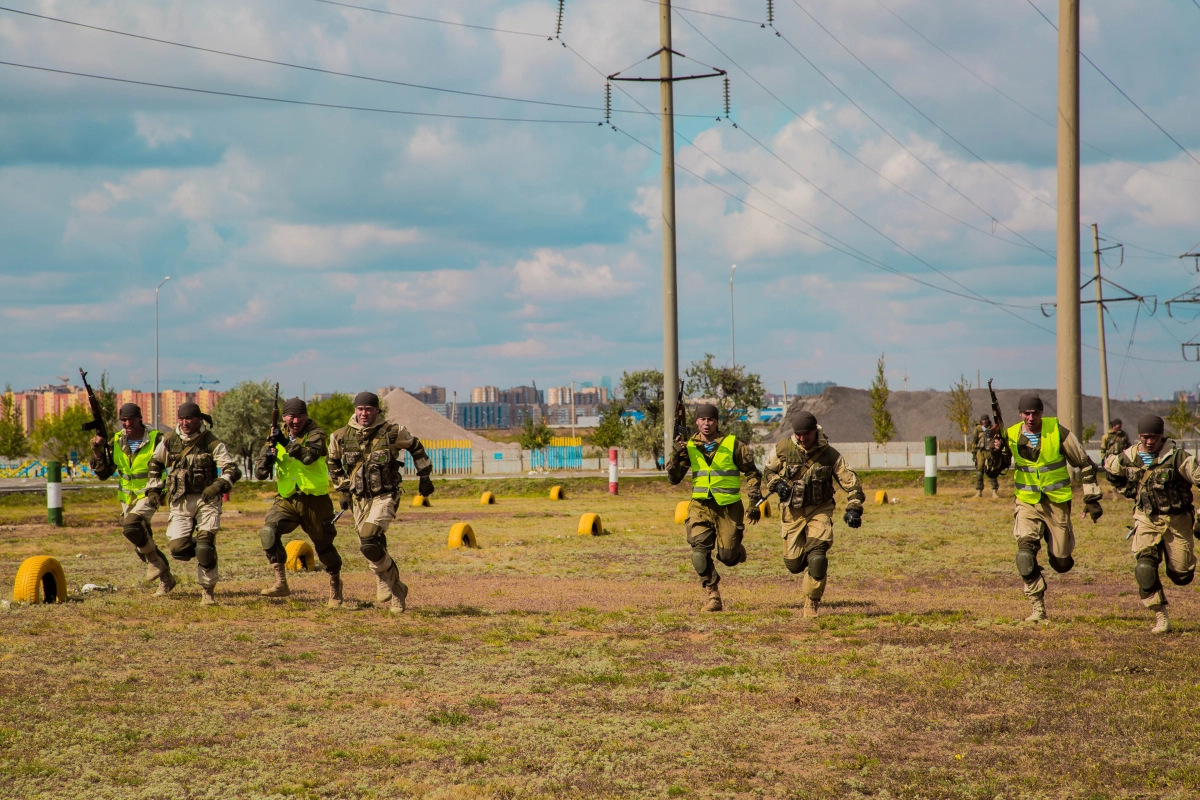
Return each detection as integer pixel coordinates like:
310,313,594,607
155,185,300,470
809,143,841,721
79,368,110,460
264,383,281,472
984,379,1006,477
673,384,688,444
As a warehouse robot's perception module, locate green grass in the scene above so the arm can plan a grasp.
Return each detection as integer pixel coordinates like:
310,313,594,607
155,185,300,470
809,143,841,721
1,477,1198,798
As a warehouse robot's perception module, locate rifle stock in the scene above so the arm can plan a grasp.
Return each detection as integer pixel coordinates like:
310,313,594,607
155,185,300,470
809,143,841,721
985,379,1006,477
673,384,688,443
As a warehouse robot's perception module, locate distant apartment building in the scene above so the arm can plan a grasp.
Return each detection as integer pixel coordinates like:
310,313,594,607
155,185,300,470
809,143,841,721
453,402,540,430
794,381,837,397
546,385,609,406
411,386,446,404
4,383,223,433
471,386,500,403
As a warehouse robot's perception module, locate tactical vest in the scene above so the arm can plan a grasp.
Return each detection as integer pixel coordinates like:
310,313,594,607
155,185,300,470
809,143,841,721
275,436,330,499
777,436,839,508
162,429,221,500
1118,446,1193,516
112,429,161,506
687,436,741,506
339,424,401,497
1007,418,1072,504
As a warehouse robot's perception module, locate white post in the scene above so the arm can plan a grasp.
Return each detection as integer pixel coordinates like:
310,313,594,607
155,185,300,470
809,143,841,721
609,447,619,495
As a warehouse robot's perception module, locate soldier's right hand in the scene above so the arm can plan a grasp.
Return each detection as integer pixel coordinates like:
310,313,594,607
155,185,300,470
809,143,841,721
773,481,792,503
143,488,162,510
339,491,352,511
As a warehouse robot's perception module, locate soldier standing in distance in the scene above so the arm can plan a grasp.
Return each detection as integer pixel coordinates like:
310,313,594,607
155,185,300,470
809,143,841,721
1101,418,1131,459
253,398,344,606
327,392,434,613
973,414,1000,499
991,394,1102,622
89,402,176,595
1102,415,1197,634
666,403,762,613
144,402,241,605
761,411,864,617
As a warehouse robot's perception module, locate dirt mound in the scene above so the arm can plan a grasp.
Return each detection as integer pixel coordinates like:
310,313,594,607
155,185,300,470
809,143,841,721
380,389,519,452
780,386,1175,443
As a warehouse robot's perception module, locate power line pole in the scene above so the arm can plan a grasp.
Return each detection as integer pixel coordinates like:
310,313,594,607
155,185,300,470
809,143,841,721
1092,224,1111,433
1056,0,1082,435
659,0,680,462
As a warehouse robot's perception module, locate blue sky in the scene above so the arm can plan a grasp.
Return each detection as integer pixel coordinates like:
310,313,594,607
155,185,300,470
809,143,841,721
2,0,1199,401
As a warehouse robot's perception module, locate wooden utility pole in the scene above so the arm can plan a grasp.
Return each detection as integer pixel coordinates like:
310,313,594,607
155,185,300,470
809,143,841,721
1056,0,1082,434
1092,224,1111,432
659,0,679,462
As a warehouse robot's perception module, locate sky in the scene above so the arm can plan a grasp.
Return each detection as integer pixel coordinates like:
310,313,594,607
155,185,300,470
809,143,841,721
2,0,1200,402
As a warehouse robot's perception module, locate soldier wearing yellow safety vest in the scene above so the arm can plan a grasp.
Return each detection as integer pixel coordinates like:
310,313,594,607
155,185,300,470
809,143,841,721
89,402,176,595
253,398,344,606
991,394,1102,622
666,402,762,612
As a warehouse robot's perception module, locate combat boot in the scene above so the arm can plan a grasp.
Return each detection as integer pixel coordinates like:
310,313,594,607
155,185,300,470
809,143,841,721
972,489,982,499
154,570,177,597
803,598,820,618
1025,595,1047,622
200,586,217,606
142,546,169,583
702,586,723,612
990,489,1000,499
1151,607,1170,634
328,573,344,608
260,563,291,598
383,562,408,614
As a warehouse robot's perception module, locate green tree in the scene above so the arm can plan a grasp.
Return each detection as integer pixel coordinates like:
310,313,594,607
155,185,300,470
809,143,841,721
869,354,896,445
1081,422,1097,447
591,401,627,450
683,353,766,443
519,414,553,451
945,374,974,451
210,380,276,467
308,392,355,434
0,385,29,461
620,369,665,466
1165,398,1198,440
30,405,92,465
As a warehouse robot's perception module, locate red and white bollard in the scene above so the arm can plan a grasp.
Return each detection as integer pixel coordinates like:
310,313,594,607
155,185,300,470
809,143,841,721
608,448,619,495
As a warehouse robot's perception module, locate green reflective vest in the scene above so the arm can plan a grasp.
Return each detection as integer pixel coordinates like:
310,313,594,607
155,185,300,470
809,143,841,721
688,436,742,506
1007,417,1072,504
112,429,161,506
275,441,330,499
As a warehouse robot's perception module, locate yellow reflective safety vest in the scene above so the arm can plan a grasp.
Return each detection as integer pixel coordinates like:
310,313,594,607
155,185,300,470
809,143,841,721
275,441,330,499
112,429,161,506
688,436,742,506
1007,417,1072,504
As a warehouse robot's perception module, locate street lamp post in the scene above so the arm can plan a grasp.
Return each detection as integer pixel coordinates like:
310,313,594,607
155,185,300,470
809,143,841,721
155,276,171,429
730,264,737,366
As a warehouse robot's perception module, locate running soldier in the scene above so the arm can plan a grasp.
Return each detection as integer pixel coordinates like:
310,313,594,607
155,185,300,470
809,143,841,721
973,414,1000,498
1101,418,1131,459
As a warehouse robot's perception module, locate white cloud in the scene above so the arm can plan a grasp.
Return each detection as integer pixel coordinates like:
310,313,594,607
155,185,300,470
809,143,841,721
258,223,421,268
133,113,193,148
513,249,633,299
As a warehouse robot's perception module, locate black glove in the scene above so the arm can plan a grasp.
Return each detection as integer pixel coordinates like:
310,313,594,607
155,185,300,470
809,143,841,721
843,507,862,528
143,487,162,511
339,491,352,511
747,504,761,524
268,426,286,448
1084,499,1103,523
418,476,435,497
201,482,225,503
773,481,792,504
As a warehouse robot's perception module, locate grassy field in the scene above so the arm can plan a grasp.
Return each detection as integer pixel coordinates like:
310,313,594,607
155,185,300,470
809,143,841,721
1,473,1198,799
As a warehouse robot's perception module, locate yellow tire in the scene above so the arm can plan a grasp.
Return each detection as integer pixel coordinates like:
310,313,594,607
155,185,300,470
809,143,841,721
13,555,67,604
550,485,564,500
875,490,889,504
674,501,690,525
285,540,317,572
448,522,478,549
760,499,772,518
480,491,496,505
578,513,602,536
412,495,431,507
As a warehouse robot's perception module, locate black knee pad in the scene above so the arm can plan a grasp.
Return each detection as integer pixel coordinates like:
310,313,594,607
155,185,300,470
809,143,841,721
1135,558,1161,592
1016,547,1040,579
259,524,278,552
195,530,218,569
783,556,806,575
315,542,343,574
121,517,150,549
359,523,388,563
691,549,713,576
1165,567,1194,586
169,537,196,561
1047,554,1074,574
807,550,828,581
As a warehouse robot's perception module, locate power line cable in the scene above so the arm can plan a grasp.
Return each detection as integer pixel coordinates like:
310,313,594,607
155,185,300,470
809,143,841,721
308,0,547,37
1024,0,1200,170
634,0,763,25
0,60,598,123
873,0,1200,185
786,0,1057,212
0,5,714,118
673,10,1055,261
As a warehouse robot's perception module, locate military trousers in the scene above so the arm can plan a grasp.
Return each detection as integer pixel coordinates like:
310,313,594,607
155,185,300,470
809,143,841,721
164,492,222,588
975,467,999,492
1012,495,1075,599
685,496,745,589
1130,511,1197,608
263,492,341,574
780,502,834,600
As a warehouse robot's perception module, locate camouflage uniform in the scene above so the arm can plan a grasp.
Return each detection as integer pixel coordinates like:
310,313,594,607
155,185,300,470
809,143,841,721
328,416,432,611
974,424,999,493
1101,429,1131,459
1103,442,1198,616
762,430,864,603
666,433,762,595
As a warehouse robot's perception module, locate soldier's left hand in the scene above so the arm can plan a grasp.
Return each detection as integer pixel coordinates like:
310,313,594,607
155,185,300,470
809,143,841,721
418,476,435,497
1084,499,1103,523
268,426,286,447
200,482,224,503
843,507,862,528
746,505,761,524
